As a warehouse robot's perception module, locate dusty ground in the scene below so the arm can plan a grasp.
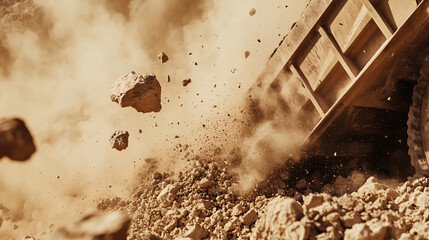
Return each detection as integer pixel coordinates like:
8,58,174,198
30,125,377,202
95,157,429,240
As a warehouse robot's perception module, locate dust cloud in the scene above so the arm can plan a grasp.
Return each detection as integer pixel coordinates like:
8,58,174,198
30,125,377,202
0,0,309,238
235,60,318,193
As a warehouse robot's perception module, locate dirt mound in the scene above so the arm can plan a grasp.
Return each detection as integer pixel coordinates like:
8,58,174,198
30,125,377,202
96,158,429,240
98,160,263,239
0,118,36,161
110,71,162,113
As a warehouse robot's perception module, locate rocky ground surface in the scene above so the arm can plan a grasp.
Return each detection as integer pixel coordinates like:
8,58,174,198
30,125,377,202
95,158,429,240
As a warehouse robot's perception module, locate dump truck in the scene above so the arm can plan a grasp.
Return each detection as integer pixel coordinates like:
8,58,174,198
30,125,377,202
253,0,429,175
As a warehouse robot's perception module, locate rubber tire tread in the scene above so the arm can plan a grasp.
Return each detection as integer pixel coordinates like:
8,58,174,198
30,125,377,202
407,56,429,175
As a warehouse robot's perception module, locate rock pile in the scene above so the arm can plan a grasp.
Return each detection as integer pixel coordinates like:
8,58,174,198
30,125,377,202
110,71,162,113
253,176,429,240
98,160,262,240
110,130,129,151
97,158,429,240
0,118,36,161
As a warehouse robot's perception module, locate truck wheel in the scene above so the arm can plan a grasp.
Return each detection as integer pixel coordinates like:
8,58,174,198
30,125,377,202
407,56,429,175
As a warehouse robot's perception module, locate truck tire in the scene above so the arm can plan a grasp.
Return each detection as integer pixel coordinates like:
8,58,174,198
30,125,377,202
407,56,429,175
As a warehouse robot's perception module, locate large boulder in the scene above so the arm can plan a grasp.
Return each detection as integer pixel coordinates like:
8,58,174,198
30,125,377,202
0,118,36,161
110,71,162,113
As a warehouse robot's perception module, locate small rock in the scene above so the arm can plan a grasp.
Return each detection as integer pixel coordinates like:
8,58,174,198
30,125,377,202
158,52,169,63
110,71,162,113
232,202,247,216
199,178,215,188
224,217,239,232
184,223,208,240
357,177,389,196
24,237,37,240
341,211,362,228
0,118,36,161
344,223,371,240
110,130,129,151
142,233,162,240
182,79,192,86
252,197,303,239
241,209,258,226
249,8,256,16
244,51,250,59
157,184,179,207
344,221,387,240
316,226,341,240
303,193,331,212
285,221,311,240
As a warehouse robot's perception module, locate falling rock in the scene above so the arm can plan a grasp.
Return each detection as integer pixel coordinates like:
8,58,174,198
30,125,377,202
49,211,130,240
249,8,256,16
158,52,169,63
245,51,250,59
110,131,129,151
0,118,36,161
110,71,162,113
183,223,208,240
182,78,192,87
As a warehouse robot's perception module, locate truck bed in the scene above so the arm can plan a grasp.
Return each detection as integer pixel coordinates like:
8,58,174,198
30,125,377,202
256,0,429,154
